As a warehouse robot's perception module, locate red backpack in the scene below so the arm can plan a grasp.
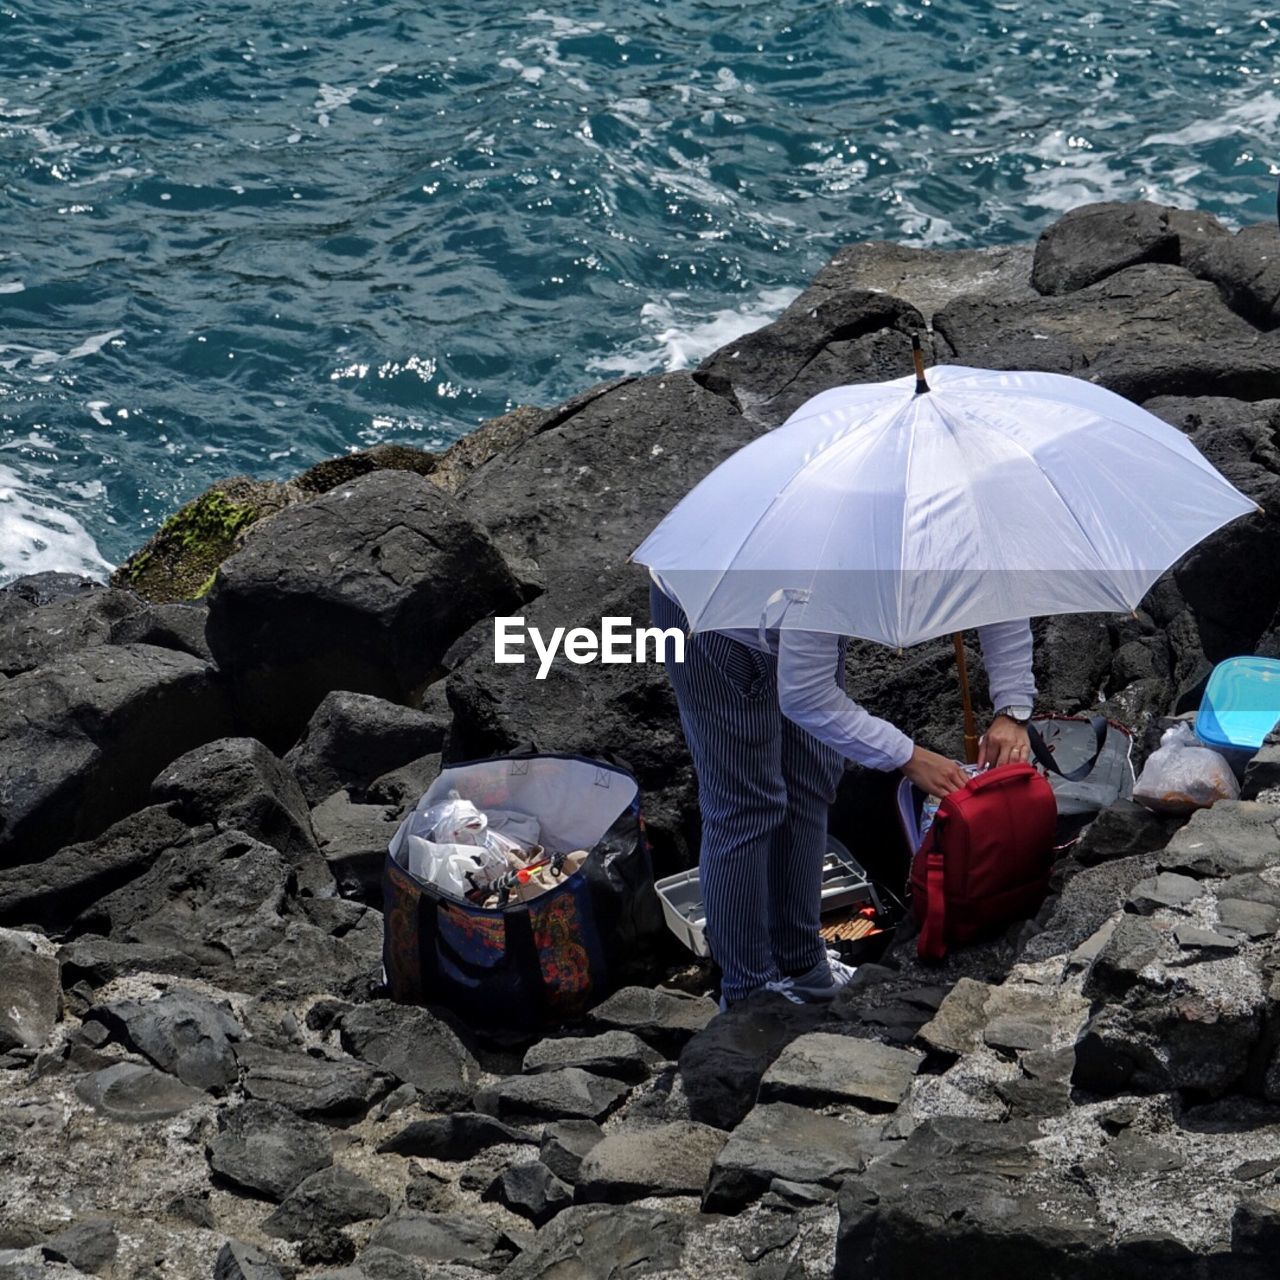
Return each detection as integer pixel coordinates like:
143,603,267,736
909,763,1057,962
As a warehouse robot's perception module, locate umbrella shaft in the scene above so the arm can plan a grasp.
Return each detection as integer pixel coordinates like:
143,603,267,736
953,631,980,764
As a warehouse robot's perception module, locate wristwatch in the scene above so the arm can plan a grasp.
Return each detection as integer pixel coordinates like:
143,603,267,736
993,704,1034,725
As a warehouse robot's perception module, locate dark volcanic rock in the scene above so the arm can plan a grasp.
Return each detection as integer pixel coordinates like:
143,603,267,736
309,790,402,903
207,1100,332,1201
376,1112,535,1160
0,586,144,677
538,1119,604,1185
1071,801,1186,867
1032,201,1180,295
206,469,522,749
285,690,447,805
475,1068,630,1124
110,600,214,664
500,1205,687,1280
587,987,718,1057
0,804,192,931
339,1001,479,1110
483,1161,573,1226
695,288,923,425
1144,396,1280,658
678,994,825,1130
40,1219,118,1274
794,240,1035,326
703,1102,882,1213
835,1118,1102,1280
366,1210,511,1270
575,1121,726,1203
75,1061,207,1122
0,643,231,865
0,570,101,619
758,1033,922,1112
150,737,328,891
1184,222,1280,330
91,989,243,1090
522,1031,663,1083
213,1240,286,1280
1159,802,1280,878
0,929,59,1052
234,1042,389,1119
935,263,1280,402
263,1166,391,1241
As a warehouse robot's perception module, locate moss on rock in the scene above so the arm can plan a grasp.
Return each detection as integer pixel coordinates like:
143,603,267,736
111,477,304,603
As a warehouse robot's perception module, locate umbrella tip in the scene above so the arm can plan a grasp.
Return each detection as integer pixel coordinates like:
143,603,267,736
912,333,930,395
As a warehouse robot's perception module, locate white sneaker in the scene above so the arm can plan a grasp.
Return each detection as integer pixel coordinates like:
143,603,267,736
786,949,858,1001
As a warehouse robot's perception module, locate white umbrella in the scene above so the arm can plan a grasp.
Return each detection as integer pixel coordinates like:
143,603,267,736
633,357,1258,650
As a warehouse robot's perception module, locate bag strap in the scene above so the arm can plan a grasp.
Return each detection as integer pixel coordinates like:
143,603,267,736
1028,715,1108,783
917,844,948,962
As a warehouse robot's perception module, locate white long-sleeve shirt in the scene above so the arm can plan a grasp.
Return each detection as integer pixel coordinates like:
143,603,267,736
653,574,1036,771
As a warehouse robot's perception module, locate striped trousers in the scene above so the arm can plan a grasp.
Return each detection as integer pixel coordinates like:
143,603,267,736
651,582,848,1003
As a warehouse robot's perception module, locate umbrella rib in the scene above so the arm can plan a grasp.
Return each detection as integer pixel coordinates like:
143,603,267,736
893,396,920,648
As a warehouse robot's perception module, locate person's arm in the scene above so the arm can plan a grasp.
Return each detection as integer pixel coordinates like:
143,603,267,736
976,620,1037,767
777,631,968,794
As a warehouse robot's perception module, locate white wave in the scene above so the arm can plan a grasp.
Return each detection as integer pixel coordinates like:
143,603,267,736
586,285,801,377
0,463,112,585
0,282,23,294
1142,89,1280,150
315,83,356,129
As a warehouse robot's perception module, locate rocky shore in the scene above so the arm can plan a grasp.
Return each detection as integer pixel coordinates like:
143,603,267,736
3,200,1280,1279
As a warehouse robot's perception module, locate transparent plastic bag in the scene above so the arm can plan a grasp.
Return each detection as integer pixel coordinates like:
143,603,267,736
1133,722,1240,815
419,790,488,846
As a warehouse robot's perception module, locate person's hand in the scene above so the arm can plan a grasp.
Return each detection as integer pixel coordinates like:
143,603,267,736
901,746,969,797
979,716,1032,769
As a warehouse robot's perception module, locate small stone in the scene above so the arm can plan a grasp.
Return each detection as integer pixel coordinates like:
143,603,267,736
264,1166,391,1241
587,986,717,1055
40,1219,118,1274
1128,872,1203,915
339,1002,479,1111
759,1034,922,1112
166,1192,215,1229
522,1031,663,1082
983,1017,1051,1054
474,1068,630,1124
366,1210,510,1269
915,978,993,1058
483,1161,573,1226
91,989,244,1090
207,1100,332,1201
703,1103,882,1214
1234,1159,1280,1181
405,1167,453,1213
1173,924,1238,952
234,1042,389,1119
539,1119,605,1185
75,1062,207,1123
213,1240,286,1280
738,1218,799,1262
1066,917,1118,971
376,1112,535,1159
0,930,60,1053
374,1083,418,1120
1216,898,1280,940
576,1121,726,1203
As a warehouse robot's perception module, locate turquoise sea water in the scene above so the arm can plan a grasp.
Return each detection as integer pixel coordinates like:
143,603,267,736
1,1,1276,582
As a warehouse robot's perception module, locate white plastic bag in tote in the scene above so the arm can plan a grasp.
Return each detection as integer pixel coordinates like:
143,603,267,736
1134,722,1239,815
389,755,640,903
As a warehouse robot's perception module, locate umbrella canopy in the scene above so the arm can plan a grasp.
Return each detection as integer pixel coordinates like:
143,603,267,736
632,365,1258,650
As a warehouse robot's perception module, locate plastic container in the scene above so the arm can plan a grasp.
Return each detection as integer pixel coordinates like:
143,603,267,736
654,835,877,958
1195,656,1280,773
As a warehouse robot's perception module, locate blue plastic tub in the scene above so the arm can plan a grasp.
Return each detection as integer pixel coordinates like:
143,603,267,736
1195,656,1280,771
